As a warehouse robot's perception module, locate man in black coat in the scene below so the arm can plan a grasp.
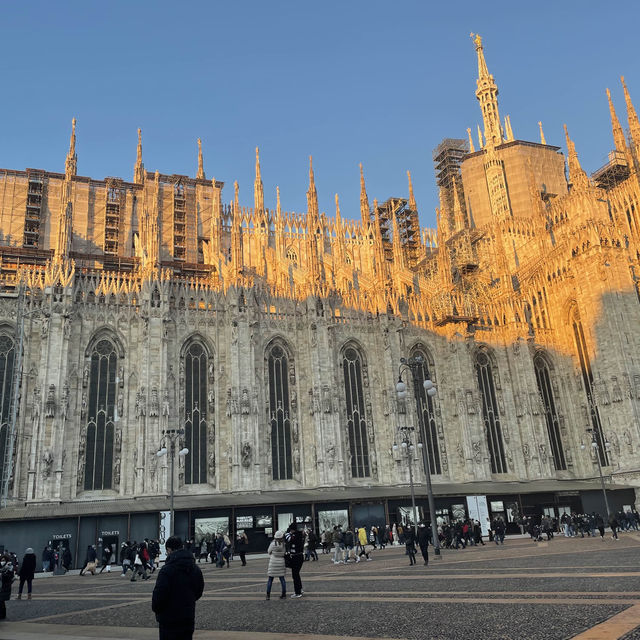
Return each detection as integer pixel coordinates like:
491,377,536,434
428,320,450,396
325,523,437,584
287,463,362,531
417,523,430,566
152,536,204,640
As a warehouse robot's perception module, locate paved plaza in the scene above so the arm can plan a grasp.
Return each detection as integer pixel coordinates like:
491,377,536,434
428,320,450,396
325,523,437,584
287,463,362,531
2,535,640,640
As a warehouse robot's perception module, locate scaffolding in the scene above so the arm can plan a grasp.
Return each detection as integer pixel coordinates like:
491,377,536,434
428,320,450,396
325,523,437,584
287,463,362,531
432,138,469,190
371,197,421,269
23,170,45,248
592,150,631,190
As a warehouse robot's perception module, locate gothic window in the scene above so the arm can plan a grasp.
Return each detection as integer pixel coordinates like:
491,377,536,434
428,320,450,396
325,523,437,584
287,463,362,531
85,338,117,491
0,335,15,487
342,346,370,478
571,309,608,466
474,349,507,474
534,353,567,471
410,348,441,475
267,343,292,480
184,341,208,484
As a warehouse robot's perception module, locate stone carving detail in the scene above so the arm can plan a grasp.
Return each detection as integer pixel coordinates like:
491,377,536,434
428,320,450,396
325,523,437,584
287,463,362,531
610,432,620,456
118,391,125,419
113,457,121,486
322,386,331,413
293,448,301,474
456,441,464,462
623,430,633,453
465,390,475,414
41,449,53,479
80,392,87,419
161,389,169,417
522,443,530,464
611,377,623,403
208,452,216,479
31,386,41,422
538,443,547,463
326,443,336,470
241,388,250,414
241,442,252,468
77,431,86,487
514,392,524,417
135,387,146,417
472,441,482,464
149,387,159,417
45,384,56,418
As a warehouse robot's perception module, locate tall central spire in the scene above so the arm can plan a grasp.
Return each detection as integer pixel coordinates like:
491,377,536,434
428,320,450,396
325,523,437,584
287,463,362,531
65,118,77,180
472,34,503,148
359,163,370,230
307,156,319,221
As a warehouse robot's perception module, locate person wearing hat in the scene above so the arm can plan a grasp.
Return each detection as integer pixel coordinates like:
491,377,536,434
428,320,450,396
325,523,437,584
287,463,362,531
285,523,305,598
17,548,36,600
265,530,286,600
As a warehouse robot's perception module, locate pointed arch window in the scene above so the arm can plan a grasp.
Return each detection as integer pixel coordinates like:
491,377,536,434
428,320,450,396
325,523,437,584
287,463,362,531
410,349,441,475
267,343,292,480
571,309,608,466
475,349,507,474
85,338,117,490
343,346,370,478
0,334,15,488
184,342,208,484
534,353,567,471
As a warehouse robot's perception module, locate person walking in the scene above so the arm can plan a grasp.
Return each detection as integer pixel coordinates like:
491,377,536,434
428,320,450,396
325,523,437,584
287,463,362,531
405,527,417,566
120,542,132,576
595,513,606,540
41,546,52,573
307,529,318,561
417,523,430,566
152,536,204,640
131,543,150,582
609,512,620,540
79,545,97,576
99,544,112,573
236,531,249,566
16,549,36,600
265,530,286,600
0,554,14,620
62,547,72,573
285,523,305,598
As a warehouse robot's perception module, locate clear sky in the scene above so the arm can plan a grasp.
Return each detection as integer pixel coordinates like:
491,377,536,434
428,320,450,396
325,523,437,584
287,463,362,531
0,1,638,228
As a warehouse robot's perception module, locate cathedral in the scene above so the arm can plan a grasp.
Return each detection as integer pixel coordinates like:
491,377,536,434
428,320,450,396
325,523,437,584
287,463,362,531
0,35,639,559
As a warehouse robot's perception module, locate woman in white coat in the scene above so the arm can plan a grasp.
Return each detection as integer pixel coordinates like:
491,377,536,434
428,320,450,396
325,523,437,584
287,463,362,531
265,530,287,600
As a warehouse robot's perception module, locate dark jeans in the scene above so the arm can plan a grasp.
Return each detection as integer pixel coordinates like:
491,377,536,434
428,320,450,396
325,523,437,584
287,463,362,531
159,627,194,640
419,544,429,565
18,578,32,594
289,554,304,595
266,575,286,595
238,551,246,566
0,599,6,619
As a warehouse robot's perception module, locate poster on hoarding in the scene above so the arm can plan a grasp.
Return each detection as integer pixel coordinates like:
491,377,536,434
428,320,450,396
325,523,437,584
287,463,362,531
194,517,229,543
466,496,490,536
159,511,171,561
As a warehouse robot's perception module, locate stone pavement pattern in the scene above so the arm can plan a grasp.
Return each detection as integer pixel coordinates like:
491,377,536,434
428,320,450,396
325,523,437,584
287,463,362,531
2,536,640,640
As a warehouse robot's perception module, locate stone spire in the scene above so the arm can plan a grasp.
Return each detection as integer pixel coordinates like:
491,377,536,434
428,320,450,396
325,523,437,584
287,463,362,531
55,201,73,262
334,193,345,264
254,146,264,215
452,178,466,232
504,115,514,142
65,118,77,180
196,139,205,180
231,181,242,276
407,170,417,211
472,33,503,148
276,185,282,219
477,124,484,150
134,128,145,184
359,163,370,229
467,127,475,153
621,76,640,155
538,121,546,145
306,156,319,222
563,124,589,190
606,88,629,156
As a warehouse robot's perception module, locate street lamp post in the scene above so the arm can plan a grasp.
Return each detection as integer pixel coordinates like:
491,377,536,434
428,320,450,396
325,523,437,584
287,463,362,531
396,355,441,557
582,427,611,519
392,425,421,537
156,429,189,537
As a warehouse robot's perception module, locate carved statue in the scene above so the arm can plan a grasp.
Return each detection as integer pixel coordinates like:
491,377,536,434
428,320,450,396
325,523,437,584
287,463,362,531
45,384,56,418
241,388,250,414
293,448,300,474
83,365,89,388
162,389,170,417
41,449,53,479
326,443,336,470
113,457,121,485
241,442,252,468
61,383,69,420
117,391,124,418
150,387,159,417
31,387,41,421
80,391,87,419
136,387,146,417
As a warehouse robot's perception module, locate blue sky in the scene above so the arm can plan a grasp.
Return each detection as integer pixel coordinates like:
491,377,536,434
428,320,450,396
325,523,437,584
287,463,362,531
0,1,637,228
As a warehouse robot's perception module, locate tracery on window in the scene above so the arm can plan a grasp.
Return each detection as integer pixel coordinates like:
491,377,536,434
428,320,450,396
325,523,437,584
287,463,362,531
85,338,117,490
534,352,567,471
184,341,208,484
267,342,293,480
474,349,507,474
0,334,15,489
342,346,370,478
